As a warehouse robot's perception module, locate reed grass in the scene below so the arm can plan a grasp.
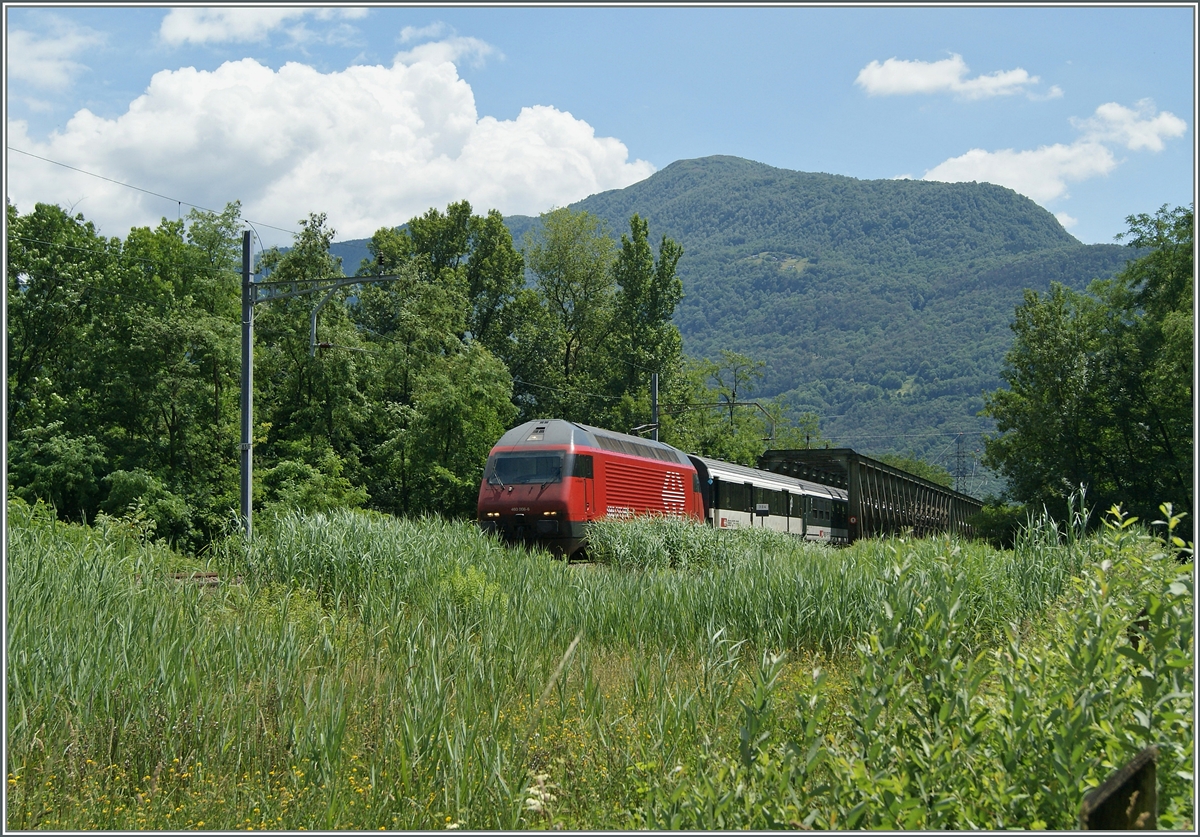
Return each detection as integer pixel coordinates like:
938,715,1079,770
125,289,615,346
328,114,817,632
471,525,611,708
6,497,1190,830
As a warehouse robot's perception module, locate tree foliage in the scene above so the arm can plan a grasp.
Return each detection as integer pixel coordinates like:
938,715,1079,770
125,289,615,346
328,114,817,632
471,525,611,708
7,202,243,544
983,204,1193,535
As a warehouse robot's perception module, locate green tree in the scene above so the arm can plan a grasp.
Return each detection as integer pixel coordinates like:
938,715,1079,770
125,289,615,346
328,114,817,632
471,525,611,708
765,403,828,451
465,209,525,354
610,214,684,391
359,201,524,354
407,199,472,278
712,350,765,427
6,203,117,436
350,211,517,518
7,422,108,522
1104,205,1193,526
982,283,1113,512
6,197,522,538
983,204,1193,532
598,214,686,433
254,213,369,514
517,207,617,422
658,353,775,466
6,201,247,544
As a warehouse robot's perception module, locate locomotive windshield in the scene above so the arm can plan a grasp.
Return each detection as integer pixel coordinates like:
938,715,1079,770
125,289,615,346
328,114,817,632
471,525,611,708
486,452,564,485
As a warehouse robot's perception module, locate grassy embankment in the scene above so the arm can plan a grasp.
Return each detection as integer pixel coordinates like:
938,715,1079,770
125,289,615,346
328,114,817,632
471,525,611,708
5,498,1193,829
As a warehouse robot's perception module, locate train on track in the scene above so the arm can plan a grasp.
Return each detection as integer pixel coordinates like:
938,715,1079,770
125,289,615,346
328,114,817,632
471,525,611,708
477,419,848,558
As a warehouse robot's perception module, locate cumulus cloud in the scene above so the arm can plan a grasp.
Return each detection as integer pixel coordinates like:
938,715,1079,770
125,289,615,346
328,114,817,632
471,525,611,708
922,100,1186,204
923,142,1116,203
1072,99,1187,151
6,19,105,90
1055,212,1078,229
5,55,655,244
856,53,1050,100
159,8,368,46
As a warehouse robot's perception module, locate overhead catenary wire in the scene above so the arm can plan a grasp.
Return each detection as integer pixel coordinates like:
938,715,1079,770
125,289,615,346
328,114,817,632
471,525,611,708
7,145,299,237
510,376,627,403
9,234,246,280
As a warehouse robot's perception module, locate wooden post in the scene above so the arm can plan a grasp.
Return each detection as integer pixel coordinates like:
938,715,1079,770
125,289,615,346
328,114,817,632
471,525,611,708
1079,745,1158,829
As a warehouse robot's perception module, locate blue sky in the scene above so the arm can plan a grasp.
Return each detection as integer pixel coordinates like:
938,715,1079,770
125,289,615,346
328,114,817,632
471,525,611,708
5,5,1195,249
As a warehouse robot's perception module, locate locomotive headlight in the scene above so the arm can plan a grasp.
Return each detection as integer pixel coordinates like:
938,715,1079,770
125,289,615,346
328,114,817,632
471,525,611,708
485,512,500,518
542,510,558,517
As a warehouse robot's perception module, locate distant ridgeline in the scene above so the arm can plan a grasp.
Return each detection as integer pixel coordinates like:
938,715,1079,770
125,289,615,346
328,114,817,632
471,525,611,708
331,156,1136,492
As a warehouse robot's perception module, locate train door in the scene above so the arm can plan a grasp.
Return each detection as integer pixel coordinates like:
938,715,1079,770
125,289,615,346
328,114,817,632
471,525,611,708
708,476,719,526
574,453,595,519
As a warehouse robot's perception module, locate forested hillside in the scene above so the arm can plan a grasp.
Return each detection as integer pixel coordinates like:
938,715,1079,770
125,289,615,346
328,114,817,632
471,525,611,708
551,158,1137,490
335,156,1136,490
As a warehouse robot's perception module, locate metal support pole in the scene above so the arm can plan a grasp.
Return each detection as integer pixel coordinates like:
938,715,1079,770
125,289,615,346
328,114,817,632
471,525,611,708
651,372,659,442
240,231,253,539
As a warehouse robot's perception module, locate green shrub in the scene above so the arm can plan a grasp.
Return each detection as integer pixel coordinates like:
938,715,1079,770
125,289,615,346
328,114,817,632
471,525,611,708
635,505,1194,830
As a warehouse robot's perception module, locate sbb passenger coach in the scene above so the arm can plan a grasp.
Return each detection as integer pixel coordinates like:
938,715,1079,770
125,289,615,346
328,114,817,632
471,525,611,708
478,419,849,557
687,455,849,544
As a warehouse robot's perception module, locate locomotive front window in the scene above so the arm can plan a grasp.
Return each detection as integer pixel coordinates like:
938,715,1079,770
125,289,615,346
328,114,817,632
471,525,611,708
486,453,565,485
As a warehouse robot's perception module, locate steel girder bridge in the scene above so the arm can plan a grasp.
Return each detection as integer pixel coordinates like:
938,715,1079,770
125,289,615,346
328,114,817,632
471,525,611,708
758,448,983,542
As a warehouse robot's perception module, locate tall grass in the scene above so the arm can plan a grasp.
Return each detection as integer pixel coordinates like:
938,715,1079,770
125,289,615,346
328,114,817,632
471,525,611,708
585,513,1089,650
6,497,1191,830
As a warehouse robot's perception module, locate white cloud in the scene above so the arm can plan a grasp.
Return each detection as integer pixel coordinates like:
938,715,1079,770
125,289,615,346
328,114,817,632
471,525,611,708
856,53,1046,100
159,8,367,46
1072,99,1187,151
5,56,655,245
921,100,1187,206
6,20,105,90
317,8,370,21
400,22,449,43
1030,85,1064,101
1055,212,1078,229
922,142,1116,203
393,36,496,68
14,96,56,113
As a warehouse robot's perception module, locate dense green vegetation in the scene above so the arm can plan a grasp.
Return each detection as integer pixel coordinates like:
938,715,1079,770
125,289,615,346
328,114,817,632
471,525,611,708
983,205,1194,539
6,499,1192,829
8,155,1191,832
7,201,246,547
6,202,517,547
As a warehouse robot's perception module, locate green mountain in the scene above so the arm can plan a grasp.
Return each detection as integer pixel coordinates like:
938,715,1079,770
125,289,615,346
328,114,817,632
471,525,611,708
332,156,1136,494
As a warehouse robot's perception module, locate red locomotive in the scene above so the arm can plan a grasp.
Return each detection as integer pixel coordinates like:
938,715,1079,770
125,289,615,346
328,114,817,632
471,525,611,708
477,419,704,558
